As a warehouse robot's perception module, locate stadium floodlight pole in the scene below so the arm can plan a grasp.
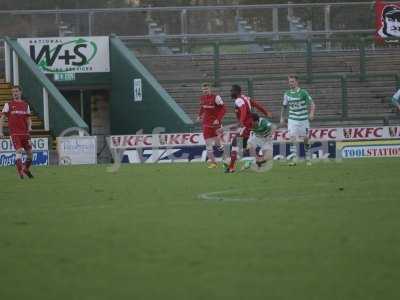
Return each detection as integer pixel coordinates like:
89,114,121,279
88,12,94,36
12,51,19,86
4,41,11,83
272,7,279,40
42,88,49,131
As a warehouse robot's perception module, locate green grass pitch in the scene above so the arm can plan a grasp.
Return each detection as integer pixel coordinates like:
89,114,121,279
0,159,400,300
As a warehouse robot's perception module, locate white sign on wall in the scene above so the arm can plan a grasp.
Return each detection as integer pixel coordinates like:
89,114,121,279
18,36,110,74
57,136,97,165
133,78,143,102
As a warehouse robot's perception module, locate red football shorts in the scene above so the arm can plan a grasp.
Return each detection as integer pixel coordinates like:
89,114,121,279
11,135,32,151
240,127,251,139
203,126,222,140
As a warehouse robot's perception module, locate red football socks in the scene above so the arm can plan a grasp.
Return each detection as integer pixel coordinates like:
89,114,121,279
16,159,23,176
24,158,32,171
228,150,237,170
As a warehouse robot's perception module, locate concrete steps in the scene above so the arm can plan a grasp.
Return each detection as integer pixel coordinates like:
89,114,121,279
0,80,50,137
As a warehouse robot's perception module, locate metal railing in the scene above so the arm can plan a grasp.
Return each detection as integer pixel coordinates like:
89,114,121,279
0,2,377,38
0,38,4,78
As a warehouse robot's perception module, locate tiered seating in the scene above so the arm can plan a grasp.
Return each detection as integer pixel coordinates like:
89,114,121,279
365,48,400,73
194,53,308,78
138,55,207,81
161,78,343,123
137,48,400,126
347,77,397,118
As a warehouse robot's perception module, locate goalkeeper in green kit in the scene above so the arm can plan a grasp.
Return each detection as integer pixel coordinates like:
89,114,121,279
243,112,276,171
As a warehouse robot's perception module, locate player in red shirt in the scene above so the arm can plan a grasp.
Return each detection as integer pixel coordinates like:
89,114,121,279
198,83,226,168
224,84,272,173
0,86,34,179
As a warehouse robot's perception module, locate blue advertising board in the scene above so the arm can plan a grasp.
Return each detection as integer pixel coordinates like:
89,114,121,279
0,137,49,167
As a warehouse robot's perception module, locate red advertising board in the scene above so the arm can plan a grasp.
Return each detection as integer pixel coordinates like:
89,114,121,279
109,126,400,149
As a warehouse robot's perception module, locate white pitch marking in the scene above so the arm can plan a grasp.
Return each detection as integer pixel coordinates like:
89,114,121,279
198,190,256,202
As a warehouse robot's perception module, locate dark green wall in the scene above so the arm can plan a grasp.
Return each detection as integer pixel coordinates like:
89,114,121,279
8,38,88,136
109,36,193,135
11,35,193,136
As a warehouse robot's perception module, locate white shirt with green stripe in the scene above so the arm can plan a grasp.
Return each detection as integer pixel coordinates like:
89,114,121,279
249,117,274,151
283,88,313,122
252,117,273,138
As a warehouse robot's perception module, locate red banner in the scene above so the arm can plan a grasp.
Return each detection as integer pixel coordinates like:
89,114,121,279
376,0,400,43
109,126,400,149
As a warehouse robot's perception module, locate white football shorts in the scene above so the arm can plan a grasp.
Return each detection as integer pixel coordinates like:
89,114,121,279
248,134,273,151
288,119,309,140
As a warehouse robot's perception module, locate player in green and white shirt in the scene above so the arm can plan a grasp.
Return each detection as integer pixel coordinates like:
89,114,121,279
243,113,276,170
280,75,315,165
392,89,400,112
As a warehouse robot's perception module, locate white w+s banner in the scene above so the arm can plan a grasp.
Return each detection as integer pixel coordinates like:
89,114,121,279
18,36,110,74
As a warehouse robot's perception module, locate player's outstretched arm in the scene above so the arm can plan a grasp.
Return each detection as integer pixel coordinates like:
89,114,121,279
214,104,226,125
280,105,287,126
238,105,248,127
280,93,289,126
251,99,272,118
214,94,226,125
27,116,32,132
197,105,204,122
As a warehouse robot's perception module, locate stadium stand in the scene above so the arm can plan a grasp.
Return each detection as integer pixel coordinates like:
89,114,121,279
0,3,399,131
137,47,400,126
